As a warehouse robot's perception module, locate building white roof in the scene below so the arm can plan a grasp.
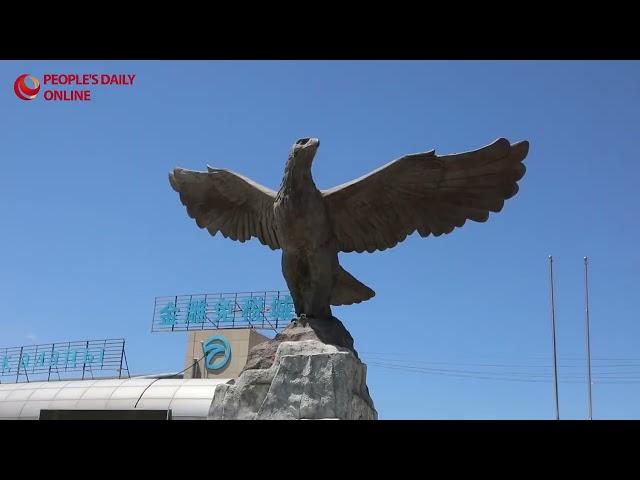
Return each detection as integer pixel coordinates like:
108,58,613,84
0,377,230,420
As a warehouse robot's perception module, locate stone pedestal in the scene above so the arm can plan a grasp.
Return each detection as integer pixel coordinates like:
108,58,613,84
208,317,377,420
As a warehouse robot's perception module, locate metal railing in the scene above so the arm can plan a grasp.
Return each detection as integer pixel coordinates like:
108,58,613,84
0,338,130,384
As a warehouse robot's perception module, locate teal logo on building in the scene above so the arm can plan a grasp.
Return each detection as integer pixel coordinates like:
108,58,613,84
202,335,231,371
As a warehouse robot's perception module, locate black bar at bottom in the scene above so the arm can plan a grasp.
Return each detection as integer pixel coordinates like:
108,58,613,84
39,409,172,420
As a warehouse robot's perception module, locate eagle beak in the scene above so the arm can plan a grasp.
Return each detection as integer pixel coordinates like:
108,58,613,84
307,138,320,163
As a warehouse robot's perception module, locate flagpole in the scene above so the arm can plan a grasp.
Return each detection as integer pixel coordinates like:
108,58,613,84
549,255,560,420
584,256,593,420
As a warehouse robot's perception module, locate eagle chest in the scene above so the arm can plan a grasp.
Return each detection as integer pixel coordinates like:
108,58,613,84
274,191,330,249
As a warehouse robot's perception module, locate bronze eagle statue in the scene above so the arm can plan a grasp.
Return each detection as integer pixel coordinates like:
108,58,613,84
169,137,529,320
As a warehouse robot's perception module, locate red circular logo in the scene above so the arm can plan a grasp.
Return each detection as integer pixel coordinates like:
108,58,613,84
14,74,40,100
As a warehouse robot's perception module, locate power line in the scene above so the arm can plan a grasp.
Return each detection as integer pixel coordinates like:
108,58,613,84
361,354,640,369
365,361,640,384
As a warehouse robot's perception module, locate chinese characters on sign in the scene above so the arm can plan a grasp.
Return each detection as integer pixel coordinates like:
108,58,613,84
0,338,128,383
153,291,295,332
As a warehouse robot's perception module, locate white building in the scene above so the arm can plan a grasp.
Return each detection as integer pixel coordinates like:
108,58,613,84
0,328,269,420
0,375,230,420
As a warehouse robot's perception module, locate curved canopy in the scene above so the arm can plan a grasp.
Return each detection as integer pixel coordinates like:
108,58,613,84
0,377,230,420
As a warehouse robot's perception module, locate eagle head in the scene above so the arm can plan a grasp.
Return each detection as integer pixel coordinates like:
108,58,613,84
288,137,320,168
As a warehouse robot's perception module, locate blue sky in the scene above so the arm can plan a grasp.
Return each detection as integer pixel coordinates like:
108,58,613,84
1,60,639,419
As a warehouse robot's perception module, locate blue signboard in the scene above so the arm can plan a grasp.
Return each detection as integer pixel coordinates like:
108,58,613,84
0,338,129,383
202,335,231,371
152,290,295,332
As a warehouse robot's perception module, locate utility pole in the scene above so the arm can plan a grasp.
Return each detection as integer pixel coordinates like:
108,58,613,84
549,256,560,420
584,257,593,420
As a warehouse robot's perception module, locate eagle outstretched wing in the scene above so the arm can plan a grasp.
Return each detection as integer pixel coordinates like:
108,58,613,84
169,167,281,249
322,138,529,253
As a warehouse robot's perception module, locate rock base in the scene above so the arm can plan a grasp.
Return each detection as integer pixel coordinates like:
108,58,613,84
208,327,377,420
243,315,358,371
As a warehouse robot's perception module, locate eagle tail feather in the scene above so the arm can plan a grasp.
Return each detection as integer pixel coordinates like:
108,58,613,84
330,265,375,306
